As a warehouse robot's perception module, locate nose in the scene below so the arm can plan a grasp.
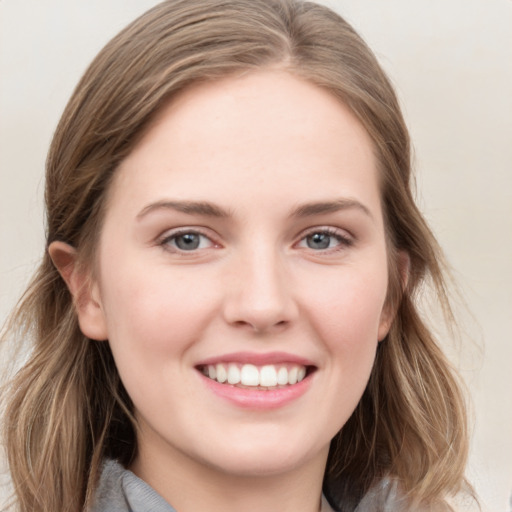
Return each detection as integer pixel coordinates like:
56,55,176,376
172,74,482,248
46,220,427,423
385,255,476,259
222,247,298,334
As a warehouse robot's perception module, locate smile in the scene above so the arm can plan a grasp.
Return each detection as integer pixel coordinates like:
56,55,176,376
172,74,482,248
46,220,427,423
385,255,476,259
199,363,308,388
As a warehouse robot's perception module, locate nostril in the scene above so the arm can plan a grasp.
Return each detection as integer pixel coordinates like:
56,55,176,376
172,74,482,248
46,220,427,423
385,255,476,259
229,317,291,334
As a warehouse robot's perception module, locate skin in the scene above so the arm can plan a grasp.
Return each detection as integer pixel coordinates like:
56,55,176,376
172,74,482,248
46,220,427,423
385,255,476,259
51,70,396,512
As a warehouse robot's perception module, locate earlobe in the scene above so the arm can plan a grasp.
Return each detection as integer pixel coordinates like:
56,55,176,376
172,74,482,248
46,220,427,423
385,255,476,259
377,308,393,342
398,250,411,291
378,250,411,342
48,241,108,341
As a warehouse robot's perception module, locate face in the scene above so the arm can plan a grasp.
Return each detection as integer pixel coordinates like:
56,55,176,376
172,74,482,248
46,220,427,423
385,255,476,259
78,71,392,482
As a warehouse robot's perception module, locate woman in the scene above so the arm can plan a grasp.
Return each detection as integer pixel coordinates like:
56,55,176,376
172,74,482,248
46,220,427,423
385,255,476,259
1,1,472,511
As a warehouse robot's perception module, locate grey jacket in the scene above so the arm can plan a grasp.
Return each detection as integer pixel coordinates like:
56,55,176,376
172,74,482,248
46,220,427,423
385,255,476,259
90,459,423,512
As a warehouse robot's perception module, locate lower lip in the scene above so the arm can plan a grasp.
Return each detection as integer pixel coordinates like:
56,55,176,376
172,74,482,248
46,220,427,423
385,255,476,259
199,373,313,410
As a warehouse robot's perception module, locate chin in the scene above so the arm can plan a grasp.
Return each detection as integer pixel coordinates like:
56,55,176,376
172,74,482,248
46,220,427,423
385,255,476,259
199,439,327,478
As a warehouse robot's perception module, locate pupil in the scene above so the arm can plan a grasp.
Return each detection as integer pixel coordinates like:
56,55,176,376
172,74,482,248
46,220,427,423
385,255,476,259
176,233,200,250
308,233,330,249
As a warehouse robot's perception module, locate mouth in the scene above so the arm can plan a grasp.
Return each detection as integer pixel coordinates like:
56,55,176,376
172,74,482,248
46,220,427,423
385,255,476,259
195,353,317,409
196,363,315,390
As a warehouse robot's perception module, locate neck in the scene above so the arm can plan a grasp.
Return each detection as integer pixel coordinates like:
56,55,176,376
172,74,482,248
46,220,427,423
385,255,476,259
131,437,329,512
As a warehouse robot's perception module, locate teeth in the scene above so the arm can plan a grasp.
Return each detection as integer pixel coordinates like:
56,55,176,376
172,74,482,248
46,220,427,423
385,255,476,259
240,364,259,386
277,367,288,385
260,365,277,387
227,364,241,384
204,363,308,388
216,364,227,383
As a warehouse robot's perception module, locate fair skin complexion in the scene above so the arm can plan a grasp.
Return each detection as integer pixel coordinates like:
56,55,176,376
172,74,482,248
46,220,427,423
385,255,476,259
51,70,398,512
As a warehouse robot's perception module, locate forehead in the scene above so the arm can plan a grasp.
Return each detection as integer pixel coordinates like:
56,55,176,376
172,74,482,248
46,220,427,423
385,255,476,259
139,70,374,161
109,70,381,219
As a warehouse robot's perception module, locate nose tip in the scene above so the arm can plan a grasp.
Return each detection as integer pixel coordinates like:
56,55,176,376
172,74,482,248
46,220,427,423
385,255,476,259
222,256,298,334
228,303,291,334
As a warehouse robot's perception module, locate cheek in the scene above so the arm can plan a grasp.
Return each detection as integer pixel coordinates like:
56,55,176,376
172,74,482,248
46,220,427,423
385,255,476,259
289,271,386,437
304,265,388,349
98,260,219,357
97,263,221,411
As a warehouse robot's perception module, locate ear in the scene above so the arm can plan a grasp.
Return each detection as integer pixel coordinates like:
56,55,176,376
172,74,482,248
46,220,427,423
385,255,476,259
49,241,108,341
378,250,410,341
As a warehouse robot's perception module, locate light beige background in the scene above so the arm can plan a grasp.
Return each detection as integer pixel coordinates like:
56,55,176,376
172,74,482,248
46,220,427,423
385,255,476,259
1,1,511,510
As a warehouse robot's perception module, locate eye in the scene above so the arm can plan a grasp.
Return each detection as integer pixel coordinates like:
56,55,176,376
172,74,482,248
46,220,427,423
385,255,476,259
297,228,353,251
160,230,215,252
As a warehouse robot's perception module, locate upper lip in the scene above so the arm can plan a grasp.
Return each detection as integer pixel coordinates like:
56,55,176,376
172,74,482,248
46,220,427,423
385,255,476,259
195,351,315,367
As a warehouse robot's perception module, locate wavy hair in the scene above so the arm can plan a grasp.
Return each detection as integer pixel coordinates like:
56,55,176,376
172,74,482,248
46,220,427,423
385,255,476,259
1,1,471,510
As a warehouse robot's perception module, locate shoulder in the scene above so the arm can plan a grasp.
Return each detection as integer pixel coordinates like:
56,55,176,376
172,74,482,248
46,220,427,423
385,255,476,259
90,459,176,512
355,479,452,512
90,459,130,511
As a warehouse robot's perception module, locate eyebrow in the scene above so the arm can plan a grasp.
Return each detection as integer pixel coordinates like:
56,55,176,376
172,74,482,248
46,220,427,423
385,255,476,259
136,200,231,220
136,197,373,221
290,198,373,219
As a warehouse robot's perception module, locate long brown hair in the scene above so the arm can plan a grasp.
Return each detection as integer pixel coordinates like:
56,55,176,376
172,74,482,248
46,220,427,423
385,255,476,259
2,1,471,510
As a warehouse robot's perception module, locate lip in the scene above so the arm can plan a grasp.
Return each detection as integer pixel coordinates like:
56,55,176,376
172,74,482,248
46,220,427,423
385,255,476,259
196,351,314,367
195,352,316,410
199,372,313,410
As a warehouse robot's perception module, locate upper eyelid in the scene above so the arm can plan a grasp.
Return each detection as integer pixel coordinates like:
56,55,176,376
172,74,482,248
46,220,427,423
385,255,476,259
298,225,353,239
158,226,219,247
159,226,215,239
294,226,355,252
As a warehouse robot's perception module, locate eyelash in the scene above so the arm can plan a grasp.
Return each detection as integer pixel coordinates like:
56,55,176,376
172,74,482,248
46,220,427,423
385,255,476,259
296,227,354,253
157,226,353,254
159,228,217,253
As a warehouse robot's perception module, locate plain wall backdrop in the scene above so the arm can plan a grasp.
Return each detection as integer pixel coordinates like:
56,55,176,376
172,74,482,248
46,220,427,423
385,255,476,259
1,1,511,510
